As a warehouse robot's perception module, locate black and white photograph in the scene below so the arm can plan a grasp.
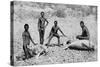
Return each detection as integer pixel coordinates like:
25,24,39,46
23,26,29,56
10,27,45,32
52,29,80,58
10,1,97,66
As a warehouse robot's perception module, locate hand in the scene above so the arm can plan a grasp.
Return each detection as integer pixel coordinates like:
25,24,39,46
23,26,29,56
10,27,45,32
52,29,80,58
76,35,79,39
34,43,38,45
63,34,67,37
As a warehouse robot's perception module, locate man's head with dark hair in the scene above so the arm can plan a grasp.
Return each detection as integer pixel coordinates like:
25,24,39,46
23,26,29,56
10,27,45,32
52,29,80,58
54,21,58,27
24,24,29,31
80,21,84,28
40,11,44,17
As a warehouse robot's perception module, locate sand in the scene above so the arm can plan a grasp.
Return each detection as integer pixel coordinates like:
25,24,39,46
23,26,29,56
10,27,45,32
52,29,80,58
12,1,97,66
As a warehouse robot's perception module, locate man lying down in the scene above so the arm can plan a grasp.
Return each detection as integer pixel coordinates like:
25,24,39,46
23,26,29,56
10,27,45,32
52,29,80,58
64,21,95,51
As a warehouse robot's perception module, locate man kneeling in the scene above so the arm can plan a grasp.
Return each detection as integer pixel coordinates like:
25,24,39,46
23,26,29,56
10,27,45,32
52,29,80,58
22,24,37,60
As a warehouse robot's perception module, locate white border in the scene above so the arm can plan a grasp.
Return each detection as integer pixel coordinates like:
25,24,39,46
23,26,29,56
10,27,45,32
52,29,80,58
0,0,99,67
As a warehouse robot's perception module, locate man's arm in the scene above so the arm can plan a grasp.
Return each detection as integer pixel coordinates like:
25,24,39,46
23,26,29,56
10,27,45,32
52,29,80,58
48,27,53,38
78,36,89,39
38,18,40,31
45,18,49,28
22,32,25,41
85,26,90,39
28,32,37,45
58,27,66,37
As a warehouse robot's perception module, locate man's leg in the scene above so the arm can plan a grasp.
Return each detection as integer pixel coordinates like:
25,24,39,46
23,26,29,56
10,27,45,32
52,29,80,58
55,34,60,46
58,37,60,46
41,30,45,44
27,47,33,58
53,34,60,46
39,29,43,44
47,35,53,45
76,35,83,40
23,45,28,59
76,35,89,40
39,30,41,44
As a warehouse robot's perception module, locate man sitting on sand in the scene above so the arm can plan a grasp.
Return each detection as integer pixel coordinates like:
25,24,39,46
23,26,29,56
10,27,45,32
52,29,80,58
46,21,66,46
64,21,94,51
22,24,37,60
76,21,90,40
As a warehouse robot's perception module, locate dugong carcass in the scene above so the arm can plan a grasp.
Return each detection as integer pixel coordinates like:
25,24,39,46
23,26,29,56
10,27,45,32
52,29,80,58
64,40,95,51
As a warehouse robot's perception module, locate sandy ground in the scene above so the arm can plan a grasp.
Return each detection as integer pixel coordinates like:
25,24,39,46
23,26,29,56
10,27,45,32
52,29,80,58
12,1,97,66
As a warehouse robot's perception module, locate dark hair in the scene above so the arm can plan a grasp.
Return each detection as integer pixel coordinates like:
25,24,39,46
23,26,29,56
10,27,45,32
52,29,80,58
80,21,84,24
54,21,57,24
24,24,29,29
41,11,44,14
